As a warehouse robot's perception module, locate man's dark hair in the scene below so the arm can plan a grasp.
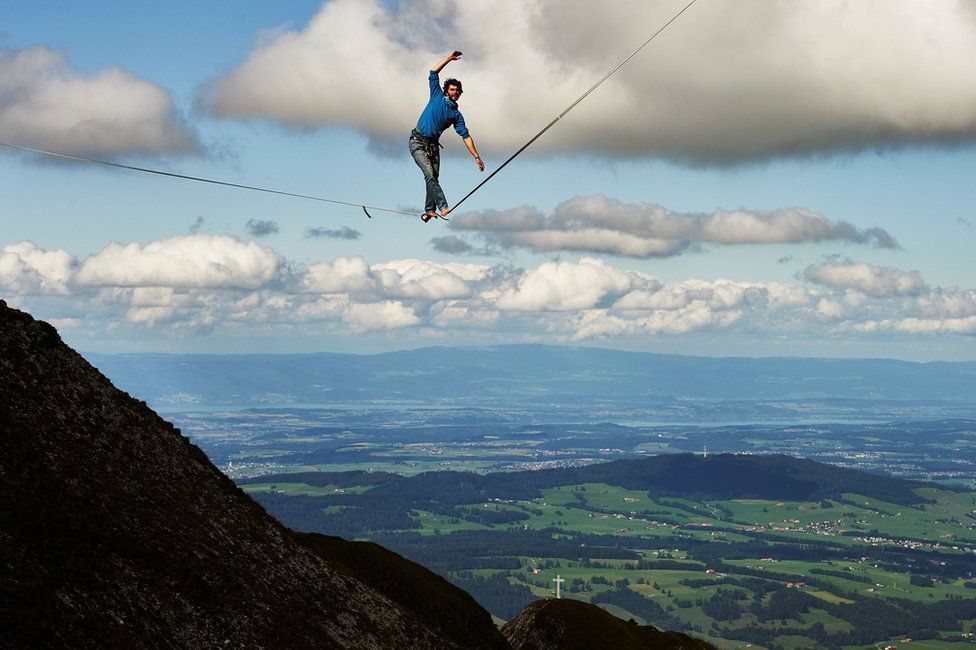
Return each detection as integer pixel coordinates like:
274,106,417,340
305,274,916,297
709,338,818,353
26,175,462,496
443,78,463,95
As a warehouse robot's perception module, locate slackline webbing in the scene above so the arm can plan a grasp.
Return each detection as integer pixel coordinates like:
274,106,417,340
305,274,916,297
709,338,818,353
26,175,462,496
0,141,418,218
446,0,699,216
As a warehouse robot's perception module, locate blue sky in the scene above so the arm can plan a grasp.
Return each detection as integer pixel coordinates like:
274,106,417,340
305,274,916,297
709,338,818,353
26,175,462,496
2,0,975,359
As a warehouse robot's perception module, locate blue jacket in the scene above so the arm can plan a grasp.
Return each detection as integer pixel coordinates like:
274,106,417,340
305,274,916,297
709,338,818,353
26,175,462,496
413,71,469,142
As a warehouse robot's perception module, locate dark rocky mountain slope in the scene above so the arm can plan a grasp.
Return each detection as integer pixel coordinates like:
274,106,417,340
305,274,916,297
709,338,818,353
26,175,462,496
502,599,713,650
0,300,506,648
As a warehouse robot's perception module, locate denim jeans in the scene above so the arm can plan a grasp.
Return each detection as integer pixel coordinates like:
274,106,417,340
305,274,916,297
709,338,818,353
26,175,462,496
409,138,447,213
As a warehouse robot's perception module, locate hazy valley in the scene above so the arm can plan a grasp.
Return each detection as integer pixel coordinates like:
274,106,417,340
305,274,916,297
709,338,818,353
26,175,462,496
78,345,976,648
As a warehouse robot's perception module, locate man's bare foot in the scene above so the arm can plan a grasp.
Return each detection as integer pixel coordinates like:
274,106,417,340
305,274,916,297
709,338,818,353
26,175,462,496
422,211,437,223
440,207,449,218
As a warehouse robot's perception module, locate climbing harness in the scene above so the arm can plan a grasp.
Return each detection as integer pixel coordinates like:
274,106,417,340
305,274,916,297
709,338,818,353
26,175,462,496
0,141,416,219
0,0,697,222
446,0,699,216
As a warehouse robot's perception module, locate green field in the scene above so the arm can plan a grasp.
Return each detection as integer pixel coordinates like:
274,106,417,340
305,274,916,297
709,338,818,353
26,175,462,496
245,475,976,649
447,485,975,646
240,482,371,496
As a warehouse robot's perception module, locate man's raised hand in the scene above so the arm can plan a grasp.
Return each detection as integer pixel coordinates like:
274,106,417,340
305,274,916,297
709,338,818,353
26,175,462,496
433,51,462,74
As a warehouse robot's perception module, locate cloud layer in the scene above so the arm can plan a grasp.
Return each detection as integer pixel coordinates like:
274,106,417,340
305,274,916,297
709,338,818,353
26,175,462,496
245,219,280,237
305,226,361,240
4,236,975,343
448,195,896,258
0,242,75,294
199,0,976,163
0,46,199,157
72,235,284,289
804,261,928,297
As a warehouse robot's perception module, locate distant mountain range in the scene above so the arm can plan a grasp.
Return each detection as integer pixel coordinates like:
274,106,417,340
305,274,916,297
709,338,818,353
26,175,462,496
85,345,976,409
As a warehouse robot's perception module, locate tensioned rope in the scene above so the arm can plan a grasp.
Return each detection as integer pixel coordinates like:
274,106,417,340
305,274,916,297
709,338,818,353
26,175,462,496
446,0,699,216
0,141,417,218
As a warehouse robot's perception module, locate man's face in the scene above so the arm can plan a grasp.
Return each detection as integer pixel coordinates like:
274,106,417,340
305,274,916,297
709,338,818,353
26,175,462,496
446,84,462,102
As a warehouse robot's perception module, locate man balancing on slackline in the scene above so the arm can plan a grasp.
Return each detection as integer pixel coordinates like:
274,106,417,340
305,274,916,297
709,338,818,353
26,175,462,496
410,50,484,222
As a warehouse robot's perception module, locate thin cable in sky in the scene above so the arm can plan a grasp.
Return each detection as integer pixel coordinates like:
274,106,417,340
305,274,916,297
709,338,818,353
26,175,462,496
0,141,417,218
447,0,700,215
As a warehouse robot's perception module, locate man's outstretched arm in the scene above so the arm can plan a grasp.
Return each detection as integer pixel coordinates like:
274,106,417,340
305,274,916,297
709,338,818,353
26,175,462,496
464,136,485,172
432,50,462,74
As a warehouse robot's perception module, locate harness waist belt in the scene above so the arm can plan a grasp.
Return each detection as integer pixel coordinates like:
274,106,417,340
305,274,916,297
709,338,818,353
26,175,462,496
410,129,439,144
410,130,444,152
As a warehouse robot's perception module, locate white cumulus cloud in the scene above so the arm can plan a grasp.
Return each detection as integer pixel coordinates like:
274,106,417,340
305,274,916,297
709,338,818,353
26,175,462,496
0,242,76,294
893,316,976,335
572,304,743,340
342,300,420,331
913,289,976,319
0,46,199,157
73,235,284,289
301,257,488,300
372,259,487,300
199,0,976,164
803,261,928,297
431,302,499,327
450,195,895,258
302,256,377,294
816,298,846,320
494,257,653,311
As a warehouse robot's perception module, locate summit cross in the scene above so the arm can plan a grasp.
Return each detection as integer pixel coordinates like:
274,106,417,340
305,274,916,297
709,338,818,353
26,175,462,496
553,574,565,599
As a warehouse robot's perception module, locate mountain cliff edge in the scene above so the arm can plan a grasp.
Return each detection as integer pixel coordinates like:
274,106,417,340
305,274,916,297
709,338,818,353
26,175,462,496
0,300,507,648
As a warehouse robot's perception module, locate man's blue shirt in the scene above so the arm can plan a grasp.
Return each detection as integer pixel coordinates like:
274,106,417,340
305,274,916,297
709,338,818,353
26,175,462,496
413,71,469,141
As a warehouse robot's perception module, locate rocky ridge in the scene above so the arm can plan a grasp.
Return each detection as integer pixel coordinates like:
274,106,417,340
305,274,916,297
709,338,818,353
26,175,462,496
502,599,713,650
